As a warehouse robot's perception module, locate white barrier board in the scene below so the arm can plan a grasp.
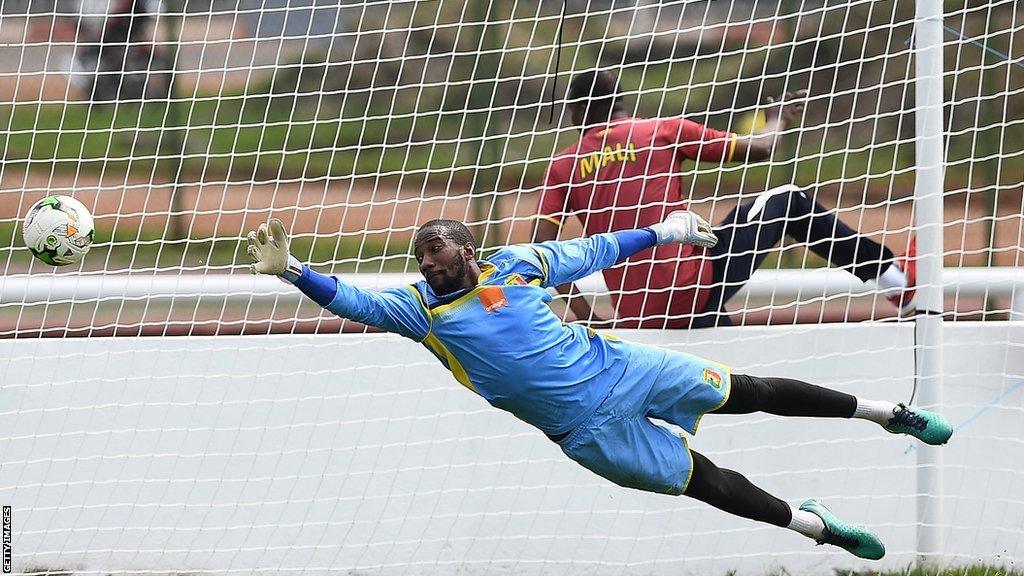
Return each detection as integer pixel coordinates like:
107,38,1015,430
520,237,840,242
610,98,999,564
1,323,1021,575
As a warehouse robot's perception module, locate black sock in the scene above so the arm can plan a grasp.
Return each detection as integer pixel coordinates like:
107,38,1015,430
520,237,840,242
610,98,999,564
684,449,791,527
715,373,857,418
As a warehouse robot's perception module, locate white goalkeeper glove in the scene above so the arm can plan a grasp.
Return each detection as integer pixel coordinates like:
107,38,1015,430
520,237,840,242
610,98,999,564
648,210,718,248
247,218,302,279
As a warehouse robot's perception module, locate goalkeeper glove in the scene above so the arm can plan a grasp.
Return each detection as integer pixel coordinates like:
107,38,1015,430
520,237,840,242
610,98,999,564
247,218,302,279
649,210,718,248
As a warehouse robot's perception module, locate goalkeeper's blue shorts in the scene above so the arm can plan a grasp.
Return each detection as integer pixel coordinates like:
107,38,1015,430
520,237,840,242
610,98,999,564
556,343,731,495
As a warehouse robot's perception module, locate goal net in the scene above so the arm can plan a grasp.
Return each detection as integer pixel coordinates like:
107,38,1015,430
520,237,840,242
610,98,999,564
0,1,1021,574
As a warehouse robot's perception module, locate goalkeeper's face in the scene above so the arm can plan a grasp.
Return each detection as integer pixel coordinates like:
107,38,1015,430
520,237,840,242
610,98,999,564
414,231,477,296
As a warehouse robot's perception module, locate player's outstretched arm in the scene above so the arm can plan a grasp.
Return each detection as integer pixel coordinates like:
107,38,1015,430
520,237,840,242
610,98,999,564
246,218,428,339
531,217,607,324
648,210,717,248
732,89,807,162
532,210,717,288
247,218,294,277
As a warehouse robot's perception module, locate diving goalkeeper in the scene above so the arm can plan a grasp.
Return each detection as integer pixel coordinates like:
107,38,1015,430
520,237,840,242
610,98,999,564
246,213,952,561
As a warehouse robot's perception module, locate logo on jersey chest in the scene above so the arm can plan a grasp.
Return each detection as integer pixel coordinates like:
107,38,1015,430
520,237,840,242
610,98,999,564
478,286,508,313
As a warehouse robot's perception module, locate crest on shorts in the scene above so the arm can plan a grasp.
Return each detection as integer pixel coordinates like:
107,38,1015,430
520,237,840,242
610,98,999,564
701,367,723,389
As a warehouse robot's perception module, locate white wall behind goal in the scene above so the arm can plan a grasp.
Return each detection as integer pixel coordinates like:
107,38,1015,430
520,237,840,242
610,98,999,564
1,324,1022,576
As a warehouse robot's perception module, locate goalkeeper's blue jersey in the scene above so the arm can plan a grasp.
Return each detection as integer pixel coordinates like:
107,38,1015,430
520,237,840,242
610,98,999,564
318,235,631,436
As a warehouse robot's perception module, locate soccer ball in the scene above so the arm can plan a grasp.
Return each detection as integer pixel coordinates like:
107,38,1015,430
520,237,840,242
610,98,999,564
22,195,95,266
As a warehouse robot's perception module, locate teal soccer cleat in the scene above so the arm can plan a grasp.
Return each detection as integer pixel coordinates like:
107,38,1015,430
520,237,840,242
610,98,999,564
799,499,885,560
884,403,953,446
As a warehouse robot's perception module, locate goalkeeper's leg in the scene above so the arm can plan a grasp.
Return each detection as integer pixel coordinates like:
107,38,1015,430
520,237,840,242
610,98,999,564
684,449,886,560
715,374,953,445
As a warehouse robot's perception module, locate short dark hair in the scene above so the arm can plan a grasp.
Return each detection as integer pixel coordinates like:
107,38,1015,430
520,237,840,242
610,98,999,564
414,219,477,248
568,69,623,125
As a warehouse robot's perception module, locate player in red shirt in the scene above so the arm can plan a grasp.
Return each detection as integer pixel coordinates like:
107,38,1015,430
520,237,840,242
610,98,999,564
533,70,915,328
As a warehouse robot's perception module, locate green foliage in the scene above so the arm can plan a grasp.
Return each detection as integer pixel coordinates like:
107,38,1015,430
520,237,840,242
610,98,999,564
0,98,924,195
0,0,1018,197
0,99,461,182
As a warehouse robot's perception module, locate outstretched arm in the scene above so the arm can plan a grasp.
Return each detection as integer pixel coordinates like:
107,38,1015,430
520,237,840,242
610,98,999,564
731,89,807,162
532,217,604,323
532,211,717,288
247,219,429,340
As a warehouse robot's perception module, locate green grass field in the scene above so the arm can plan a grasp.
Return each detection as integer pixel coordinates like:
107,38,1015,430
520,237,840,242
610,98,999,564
717,567,1024,576
836,567,1022,576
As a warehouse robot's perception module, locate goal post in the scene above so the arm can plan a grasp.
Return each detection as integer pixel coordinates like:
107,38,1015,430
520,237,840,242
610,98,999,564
913,0,945,565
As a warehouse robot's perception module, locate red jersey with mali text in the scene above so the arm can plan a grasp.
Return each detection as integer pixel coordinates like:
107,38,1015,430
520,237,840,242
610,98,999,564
537,117,736,328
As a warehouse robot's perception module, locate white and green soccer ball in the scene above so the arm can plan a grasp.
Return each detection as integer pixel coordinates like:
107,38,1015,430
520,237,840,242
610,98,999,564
22,195,95,266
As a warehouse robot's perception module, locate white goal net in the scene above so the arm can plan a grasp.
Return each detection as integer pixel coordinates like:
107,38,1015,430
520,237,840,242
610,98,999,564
0,0,1021,574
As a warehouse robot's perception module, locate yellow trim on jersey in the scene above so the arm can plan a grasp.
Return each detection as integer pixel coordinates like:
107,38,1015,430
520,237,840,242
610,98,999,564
478,262,496,282
530,247,550,284
407,283,475,392
725,133,738,163
536,214,563,227
428,284,488,316
422,333,476,392
404,284,432,342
